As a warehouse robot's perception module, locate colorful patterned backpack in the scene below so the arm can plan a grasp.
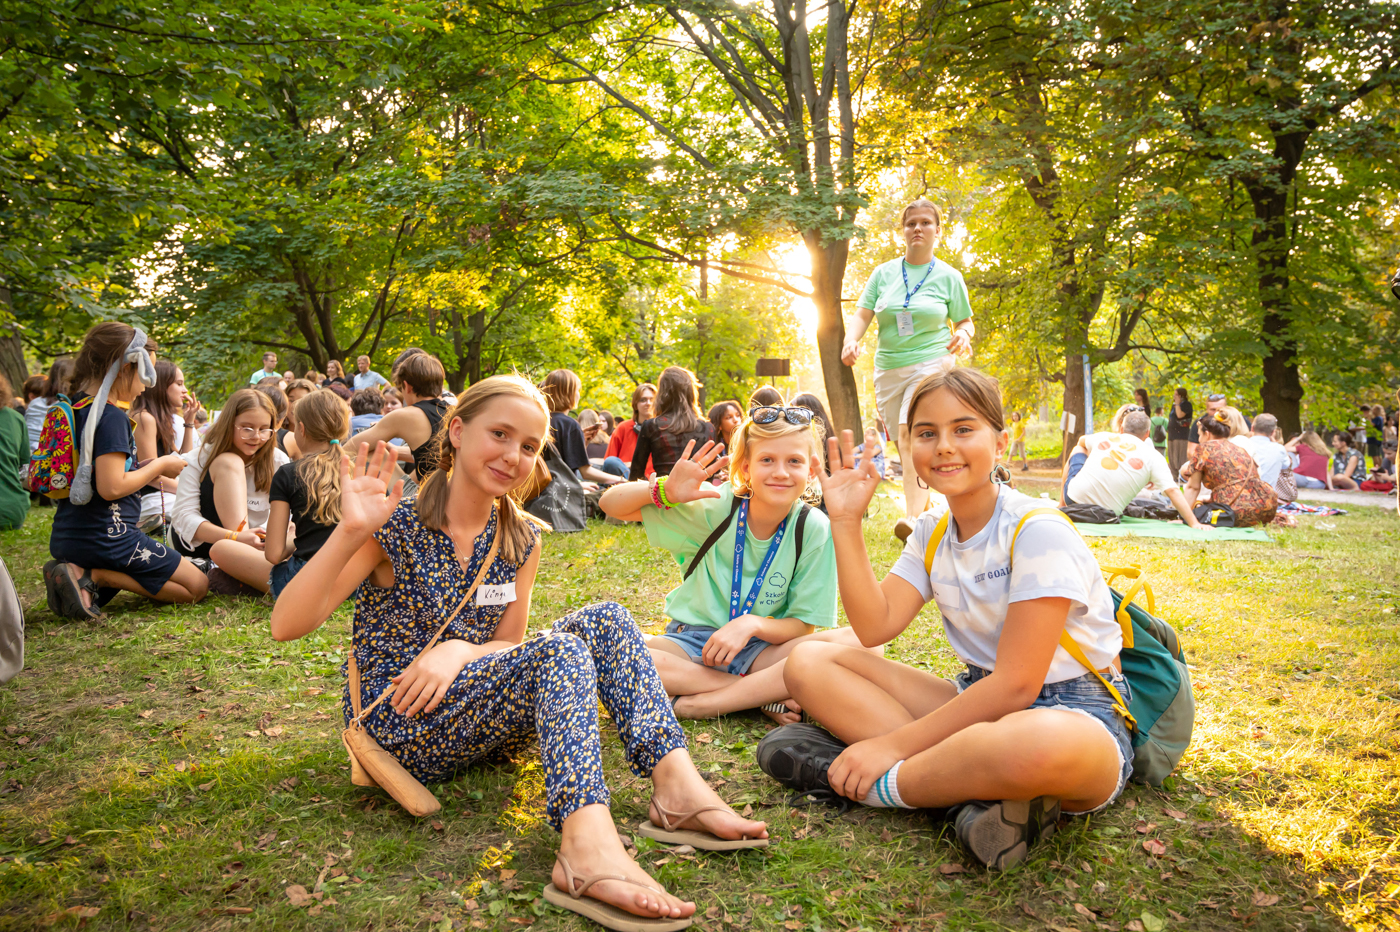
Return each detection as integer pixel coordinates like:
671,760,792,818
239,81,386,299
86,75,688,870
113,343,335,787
27,395,85,499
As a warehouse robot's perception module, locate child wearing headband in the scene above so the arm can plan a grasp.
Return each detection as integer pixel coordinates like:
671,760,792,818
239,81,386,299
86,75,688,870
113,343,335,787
599,405,875,725
43,322,209,619
264,389,351,596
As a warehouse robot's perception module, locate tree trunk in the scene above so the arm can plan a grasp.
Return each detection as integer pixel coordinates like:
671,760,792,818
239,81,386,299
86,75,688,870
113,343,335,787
1060,347,1086,459
1246,133,1306,436
0,286,26,393
806,233,861,435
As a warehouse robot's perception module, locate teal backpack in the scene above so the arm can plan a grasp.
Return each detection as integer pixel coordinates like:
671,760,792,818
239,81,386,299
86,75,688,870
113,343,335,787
924,507,1195,786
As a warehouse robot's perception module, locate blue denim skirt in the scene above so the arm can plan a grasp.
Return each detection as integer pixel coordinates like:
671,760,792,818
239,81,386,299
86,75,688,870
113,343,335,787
955,663,1134,812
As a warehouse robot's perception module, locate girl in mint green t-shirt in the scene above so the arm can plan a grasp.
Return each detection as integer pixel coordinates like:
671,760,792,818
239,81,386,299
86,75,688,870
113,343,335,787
842,200,975,542
598,408,877,725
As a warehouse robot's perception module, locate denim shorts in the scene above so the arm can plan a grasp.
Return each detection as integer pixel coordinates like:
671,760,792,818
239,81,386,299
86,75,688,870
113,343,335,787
269,554,307,598
955,663,1134,813
660,621,770,676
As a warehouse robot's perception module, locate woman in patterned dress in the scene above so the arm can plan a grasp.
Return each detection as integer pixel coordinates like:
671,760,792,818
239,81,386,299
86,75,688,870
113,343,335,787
1180,411,1278,526
270,375,765,930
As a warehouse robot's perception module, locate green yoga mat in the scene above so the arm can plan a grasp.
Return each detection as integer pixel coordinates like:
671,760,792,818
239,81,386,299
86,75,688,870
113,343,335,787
1073,516,1272,541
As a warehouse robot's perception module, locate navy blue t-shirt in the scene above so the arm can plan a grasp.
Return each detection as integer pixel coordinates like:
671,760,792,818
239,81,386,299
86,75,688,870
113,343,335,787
51,396,140,544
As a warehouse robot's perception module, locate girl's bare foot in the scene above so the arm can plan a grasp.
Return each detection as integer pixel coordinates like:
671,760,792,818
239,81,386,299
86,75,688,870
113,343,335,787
554,805,694,921
761,699,801,726
650,749,769,842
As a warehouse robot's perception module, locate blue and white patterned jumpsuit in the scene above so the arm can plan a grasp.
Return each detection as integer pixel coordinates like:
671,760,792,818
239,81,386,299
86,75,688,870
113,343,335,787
345,500,686,829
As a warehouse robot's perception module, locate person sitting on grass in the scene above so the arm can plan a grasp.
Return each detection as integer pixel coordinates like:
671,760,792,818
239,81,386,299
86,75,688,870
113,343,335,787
169,389,290,595
43,322,208,620
1360,440,1396,494
757,366,1134,872
264,389,351,597
1060,409,1205,528
1330,432,1365,491
270,376,766,930
600,407,878,726
1180,413,1277,526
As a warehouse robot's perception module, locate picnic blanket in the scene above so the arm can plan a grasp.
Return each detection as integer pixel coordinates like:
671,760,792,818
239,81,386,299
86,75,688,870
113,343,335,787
1073,516,1272,542
1278,501,1345,517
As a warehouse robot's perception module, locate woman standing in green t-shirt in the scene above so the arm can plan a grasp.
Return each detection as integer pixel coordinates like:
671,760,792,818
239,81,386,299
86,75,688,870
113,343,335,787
842,200,975,540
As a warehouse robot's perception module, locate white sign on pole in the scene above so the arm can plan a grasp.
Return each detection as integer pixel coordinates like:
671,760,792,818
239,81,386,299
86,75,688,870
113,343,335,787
1059,412,1077,434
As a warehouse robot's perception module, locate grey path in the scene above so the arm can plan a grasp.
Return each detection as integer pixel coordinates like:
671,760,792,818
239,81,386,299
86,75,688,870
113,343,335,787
1295,488,1396,511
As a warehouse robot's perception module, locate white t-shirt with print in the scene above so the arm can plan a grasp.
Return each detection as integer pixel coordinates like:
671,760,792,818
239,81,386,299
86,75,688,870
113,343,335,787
1068,432,1177,515
889,486,1122,684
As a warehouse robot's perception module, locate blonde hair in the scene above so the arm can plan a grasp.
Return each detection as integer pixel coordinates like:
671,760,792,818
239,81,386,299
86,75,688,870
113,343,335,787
416,375,551,564
1221,406,1249,438
1299,430,1330,456
293,390,351,526
729,412,825,505
201,389,279,492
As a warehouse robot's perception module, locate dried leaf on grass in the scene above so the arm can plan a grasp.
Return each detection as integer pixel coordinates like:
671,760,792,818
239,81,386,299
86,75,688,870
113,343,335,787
1252,891,1280,907
1142,838,1167,856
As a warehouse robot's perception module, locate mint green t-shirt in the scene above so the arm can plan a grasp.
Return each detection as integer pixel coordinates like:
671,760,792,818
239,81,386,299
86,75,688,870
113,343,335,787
857,257,973,371
642,483,837,631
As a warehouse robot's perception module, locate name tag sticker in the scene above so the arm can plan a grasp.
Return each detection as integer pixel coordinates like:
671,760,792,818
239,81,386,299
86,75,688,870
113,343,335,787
930,580,965,612
874,297,888,314
896,311,915,336
476,582,517,606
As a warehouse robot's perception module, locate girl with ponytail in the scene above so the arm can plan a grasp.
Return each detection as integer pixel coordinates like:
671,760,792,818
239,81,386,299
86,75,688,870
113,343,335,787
264,389,352,596
270,375,765,929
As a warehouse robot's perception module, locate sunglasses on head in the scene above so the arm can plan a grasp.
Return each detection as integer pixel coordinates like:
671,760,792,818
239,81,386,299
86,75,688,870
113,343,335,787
749,405,814,426
1207,393,1227,402
1124,405,1145,413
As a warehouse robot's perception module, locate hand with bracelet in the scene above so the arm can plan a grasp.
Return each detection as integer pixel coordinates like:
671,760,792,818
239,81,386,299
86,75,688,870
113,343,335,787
656,440,730,506
596,439,730,522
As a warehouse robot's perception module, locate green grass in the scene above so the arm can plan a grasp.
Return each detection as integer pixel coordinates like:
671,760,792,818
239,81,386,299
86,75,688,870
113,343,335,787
1,488,1397,931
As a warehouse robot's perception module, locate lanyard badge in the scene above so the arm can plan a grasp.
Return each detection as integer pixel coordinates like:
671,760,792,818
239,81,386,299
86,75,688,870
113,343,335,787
729,499,788,620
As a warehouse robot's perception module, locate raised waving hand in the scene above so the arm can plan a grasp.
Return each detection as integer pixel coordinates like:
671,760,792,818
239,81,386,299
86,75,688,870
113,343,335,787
818,430,883,522
662,439,730,504
339,441,405,538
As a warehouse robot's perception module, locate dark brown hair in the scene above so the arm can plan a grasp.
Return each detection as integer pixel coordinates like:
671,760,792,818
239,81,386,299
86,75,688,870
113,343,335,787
906,366,1006,433
653,366,702,435
707,400,742,443
253,381,288,428
394,352,445,398
43,358,73,402
351,387,384,415
130,360,181,453
72,321,152,391
748,386,784,409
1199,412,1232,439
22,374,45,403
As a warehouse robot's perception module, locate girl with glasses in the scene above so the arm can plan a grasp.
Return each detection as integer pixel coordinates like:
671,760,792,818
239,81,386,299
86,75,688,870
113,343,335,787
169,389,290,594
599,406,877,727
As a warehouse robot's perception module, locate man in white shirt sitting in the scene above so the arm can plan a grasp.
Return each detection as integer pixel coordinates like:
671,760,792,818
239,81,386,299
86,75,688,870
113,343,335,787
1061,409,1205,528
1238,413,1290,488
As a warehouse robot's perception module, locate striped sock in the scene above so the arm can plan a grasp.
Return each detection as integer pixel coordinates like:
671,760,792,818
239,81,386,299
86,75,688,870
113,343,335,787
859,760,915,809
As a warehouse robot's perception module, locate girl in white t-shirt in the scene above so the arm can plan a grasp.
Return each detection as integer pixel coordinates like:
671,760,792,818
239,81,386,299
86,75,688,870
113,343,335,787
760,366,1132,871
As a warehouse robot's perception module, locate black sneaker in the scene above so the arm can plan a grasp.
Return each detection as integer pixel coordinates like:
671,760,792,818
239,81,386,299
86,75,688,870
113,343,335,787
756,723,847,796
954,796,1060,870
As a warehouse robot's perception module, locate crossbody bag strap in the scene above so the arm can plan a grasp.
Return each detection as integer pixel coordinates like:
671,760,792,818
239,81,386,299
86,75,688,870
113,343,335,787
682,495,743,581
350,521,502,726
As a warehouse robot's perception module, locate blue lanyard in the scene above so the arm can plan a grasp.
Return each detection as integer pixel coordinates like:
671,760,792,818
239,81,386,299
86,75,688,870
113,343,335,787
901,260,934,309
730,498,788,620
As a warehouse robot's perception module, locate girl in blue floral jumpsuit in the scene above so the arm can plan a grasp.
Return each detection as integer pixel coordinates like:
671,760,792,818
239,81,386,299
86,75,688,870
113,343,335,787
270,374,766,930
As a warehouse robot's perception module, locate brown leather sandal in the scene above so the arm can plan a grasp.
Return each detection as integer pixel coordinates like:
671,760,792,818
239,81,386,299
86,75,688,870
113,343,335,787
637,800,768,850
542,853,692,931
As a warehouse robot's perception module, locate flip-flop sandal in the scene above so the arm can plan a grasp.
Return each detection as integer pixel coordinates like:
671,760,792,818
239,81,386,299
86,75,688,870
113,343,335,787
759,702,810,724
43,561,103,620
542,854,692,931
637,801,769,851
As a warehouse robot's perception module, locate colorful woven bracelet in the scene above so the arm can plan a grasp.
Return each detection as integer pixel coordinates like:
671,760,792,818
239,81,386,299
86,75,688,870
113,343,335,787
649,477,665,509
657,475,675,509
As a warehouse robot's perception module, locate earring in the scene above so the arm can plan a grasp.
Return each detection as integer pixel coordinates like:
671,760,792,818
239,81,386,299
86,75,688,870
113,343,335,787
990,464,1012,485
916,475,929,489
